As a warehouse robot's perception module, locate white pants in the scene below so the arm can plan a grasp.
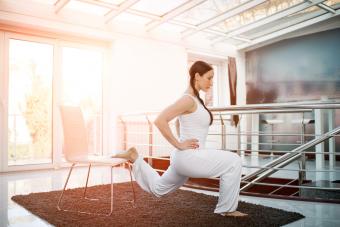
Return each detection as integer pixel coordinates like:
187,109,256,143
132,149,242,214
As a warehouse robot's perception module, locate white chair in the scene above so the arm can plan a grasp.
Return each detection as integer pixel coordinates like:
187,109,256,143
57,105,135,216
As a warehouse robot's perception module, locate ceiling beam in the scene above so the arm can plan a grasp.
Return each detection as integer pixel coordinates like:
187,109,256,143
78,0,162,20
244,7,328,40
202,28,252,43
145,0,206,32
181,0,267,38
237,9,340,50
104,0,140,24
231,36,252,43
55,0,70,14
316,3,336,14
78,0,201,30
78,0,256,40
79,0,117,8
211,0,327,44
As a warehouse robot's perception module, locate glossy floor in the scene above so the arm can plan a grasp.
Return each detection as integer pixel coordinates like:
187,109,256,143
241,155,340,181
1,165,340,227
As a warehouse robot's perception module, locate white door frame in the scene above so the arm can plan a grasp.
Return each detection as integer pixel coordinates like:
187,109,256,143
2,32,56,172
0,31,109,172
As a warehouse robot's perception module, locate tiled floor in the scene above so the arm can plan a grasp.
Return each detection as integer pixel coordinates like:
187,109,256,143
1,165,340,227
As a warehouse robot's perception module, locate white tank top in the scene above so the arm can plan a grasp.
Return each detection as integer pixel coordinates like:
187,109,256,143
178,93,210,149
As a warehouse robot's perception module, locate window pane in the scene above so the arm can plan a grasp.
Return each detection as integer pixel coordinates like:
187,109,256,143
210,0,304,33
65,0,111,15
131,0,187,16
61,47,103,155
176,0,249,25
8,39,53,165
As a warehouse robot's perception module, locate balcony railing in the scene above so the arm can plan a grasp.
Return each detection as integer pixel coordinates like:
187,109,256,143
118,99,340,202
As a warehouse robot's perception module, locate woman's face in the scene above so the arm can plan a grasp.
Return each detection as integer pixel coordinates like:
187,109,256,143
195,69,214,92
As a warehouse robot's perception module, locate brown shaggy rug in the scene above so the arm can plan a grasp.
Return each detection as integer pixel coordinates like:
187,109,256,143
12,182,304,227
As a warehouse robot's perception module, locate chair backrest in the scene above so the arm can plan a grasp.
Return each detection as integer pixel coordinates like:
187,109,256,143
59,106,89,162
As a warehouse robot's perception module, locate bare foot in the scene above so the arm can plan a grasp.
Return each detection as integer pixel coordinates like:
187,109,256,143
221,211,248,217
112,147,138,163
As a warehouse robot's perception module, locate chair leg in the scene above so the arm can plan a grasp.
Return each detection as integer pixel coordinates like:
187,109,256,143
83,164,92,199
108,166,114,216
127,163,136,204
57,163,114,216
57,163,132,216
57,163,75,211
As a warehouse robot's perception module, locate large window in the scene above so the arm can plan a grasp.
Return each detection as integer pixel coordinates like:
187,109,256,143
8,39,53,165
0,32,106,171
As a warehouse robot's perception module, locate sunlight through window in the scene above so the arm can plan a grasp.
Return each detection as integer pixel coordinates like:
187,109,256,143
8,39,53,165
61,47,104,155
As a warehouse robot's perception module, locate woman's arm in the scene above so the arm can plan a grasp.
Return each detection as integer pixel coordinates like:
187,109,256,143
154,96,199,150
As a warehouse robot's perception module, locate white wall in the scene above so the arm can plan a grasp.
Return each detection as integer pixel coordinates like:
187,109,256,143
107,36,189,152
109,37,188,113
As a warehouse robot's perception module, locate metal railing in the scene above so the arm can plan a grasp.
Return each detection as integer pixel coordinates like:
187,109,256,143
241,126,340,191
118,100,340,201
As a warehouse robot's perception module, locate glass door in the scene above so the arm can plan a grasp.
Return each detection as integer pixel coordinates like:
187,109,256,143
0,32,106,172
7,37,53,167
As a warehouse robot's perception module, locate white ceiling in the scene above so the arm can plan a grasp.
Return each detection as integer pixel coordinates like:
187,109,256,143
0,0,339,51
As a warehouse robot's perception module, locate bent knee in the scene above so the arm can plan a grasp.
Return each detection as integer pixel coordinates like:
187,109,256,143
151,185,167,198
236,154,242,165
227,151,241,162
152,191,163,198
231,153,242,169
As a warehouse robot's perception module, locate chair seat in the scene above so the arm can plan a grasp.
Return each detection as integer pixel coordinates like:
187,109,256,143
67,155,127,166
58,106,136,216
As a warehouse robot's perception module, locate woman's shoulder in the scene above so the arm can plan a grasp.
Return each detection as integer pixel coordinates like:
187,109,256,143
174,94,197,114
178,93,197,104
182,93,198,101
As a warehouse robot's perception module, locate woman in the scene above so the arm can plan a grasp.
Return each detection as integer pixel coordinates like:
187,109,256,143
114,61,247,217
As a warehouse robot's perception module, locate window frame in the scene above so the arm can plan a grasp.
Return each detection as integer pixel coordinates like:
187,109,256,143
0,31,109,172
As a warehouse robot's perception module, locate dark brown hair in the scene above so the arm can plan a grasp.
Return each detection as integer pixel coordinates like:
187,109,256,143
189,61,213,125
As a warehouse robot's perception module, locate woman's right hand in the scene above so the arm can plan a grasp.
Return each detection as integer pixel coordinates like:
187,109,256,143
177,139,199,150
